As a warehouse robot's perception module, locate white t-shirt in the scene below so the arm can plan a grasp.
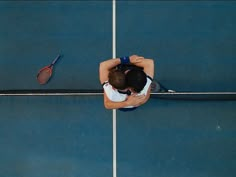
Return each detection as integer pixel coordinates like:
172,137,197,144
103,76,152,108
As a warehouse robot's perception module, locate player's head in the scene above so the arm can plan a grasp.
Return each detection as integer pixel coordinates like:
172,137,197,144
108,70,127,90
126,69,147,93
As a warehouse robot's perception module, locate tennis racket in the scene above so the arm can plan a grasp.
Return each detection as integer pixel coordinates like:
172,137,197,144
37,54,61,85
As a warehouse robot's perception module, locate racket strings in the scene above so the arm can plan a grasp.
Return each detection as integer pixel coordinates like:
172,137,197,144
37,67,52,84
36,54,61,85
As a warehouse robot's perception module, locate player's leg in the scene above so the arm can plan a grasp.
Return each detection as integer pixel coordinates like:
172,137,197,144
151,80,175,93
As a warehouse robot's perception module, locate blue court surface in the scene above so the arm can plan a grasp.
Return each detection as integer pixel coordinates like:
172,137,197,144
0,1,236,177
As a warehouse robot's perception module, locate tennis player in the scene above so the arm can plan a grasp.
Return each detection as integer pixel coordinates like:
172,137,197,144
99,55,154,111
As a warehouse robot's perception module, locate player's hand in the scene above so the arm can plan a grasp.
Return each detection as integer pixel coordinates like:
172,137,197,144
130,55,144,64
126,94,145,107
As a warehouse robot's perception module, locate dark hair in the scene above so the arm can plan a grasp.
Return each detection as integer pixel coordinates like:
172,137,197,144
108,70,127,90
126,69,147,93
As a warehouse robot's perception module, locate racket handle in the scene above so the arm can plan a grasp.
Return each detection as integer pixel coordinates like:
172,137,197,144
51,54,61,66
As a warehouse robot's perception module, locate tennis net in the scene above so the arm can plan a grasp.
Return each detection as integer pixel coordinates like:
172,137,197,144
0,89,236,100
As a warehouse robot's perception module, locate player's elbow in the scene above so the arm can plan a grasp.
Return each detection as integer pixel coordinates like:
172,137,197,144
145,59,154,78
104,104,112,110
104,100,113,110
99,62,105,71
148,59,154,67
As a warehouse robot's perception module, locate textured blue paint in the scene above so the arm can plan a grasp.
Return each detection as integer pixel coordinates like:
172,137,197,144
117,100,236,177
0,1,236,177
117,1,236,92
0,96,112,177
0,1,112,90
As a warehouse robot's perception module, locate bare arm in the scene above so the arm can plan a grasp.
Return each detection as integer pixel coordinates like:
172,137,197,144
103,92,146,109
99,58,121,84
130,55,154,78
100,55,154,109
138,85,151,105
99,56,145,84
129,55,154,106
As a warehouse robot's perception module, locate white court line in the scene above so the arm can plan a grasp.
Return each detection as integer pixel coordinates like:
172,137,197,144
112,108,117,177
113,0,116,58
112,1,117,177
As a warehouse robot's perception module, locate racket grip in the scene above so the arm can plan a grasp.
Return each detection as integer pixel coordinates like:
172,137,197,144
51,54,61,65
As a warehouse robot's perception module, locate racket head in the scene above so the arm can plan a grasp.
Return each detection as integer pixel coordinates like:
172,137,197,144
37,65,53,84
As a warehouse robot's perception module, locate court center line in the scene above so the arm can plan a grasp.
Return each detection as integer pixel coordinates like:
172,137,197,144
112,1,117,177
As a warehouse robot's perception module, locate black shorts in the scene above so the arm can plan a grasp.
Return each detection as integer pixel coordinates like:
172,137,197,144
118,107,138,112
